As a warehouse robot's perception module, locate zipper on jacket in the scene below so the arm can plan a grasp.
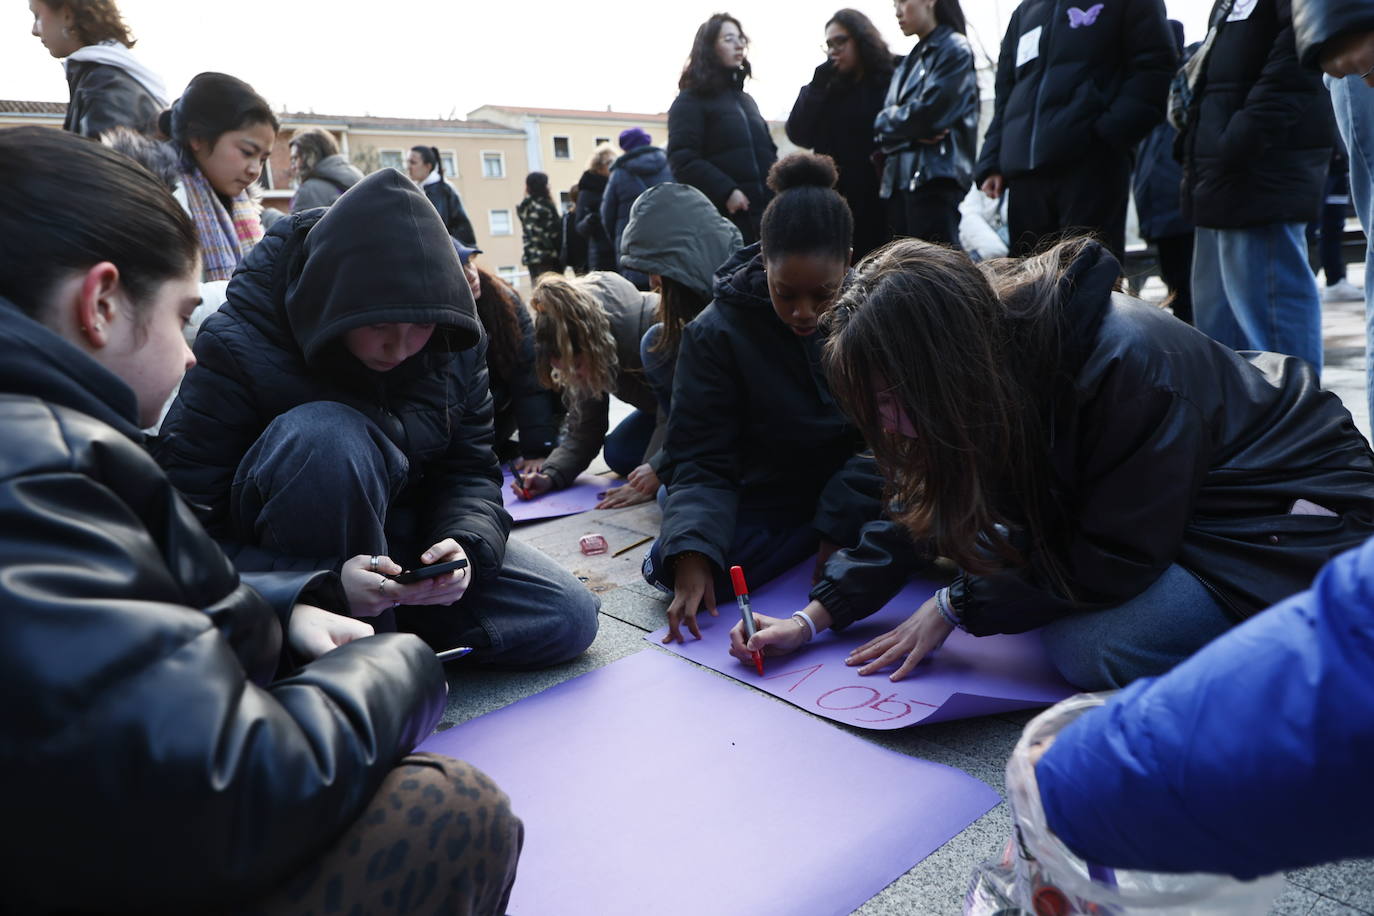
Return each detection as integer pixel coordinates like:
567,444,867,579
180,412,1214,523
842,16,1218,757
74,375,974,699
1027,1,1058,171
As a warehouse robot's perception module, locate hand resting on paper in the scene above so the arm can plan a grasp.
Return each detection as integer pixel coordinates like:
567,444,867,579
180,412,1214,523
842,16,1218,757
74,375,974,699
728,599,835,664
845,595,954,682
662,553,717,643
513,456,546,474
596,483,652,509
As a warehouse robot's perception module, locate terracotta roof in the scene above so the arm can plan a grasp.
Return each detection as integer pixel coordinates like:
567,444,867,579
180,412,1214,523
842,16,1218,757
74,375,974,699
0,100,66,115
473,105,669,122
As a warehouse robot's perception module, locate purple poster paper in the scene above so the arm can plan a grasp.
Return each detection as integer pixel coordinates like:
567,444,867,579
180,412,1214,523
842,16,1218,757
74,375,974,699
501,468,623,523
419,649,999,916
649,561,1075,729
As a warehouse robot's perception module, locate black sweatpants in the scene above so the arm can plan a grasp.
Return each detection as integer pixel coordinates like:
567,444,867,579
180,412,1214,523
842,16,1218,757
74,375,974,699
1008,151,1132,261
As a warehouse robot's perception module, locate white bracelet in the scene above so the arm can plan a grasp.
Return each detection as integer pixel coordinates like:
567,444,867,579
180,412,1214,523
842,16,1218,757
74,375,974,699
792,609,818,642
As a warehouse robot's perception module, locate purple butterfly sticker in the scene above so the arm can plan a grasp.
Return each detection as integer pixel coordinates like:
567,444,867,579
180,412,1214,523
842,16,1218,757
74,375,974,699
1067,3,1104,27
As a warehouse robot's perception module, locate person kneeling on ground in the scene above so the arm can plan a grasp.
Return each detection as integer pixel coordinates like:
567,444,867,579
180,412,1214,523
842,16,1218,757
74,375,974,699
0,126,520,915
733,237,1374,691
156,168,599,668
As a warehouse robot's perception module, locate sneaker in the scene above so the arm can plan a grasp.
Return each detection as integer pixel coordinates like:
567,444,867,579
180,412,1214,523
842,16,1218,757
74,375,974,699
1323,279,1364,302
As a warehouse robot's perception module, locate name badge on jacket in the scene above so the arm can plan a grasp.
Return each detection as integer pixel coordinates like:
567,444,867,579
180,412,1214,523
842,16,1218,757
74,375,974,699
1227,0,1258,20
1017,26,1043,67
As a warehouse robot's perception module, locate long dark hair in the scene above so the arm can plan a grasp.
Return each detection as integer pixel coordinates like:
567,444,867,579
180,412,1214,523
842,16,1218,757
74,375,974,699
159,72,278,167
679,13,751,92
934,0,968,35
650,275,710,358
821,238,1099,585
411,145,444,179
474,266,525,379
826,9,894,83
0,126,198,319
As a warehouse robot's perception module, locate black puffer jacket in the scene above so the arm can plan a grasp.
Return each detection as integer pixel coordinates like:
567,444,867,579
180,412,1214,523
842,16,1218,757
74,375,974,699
813,244,1374,636
874,26,979,197
658,244,881,568
667,73,778,243
0,297,445,913
1293,0,1374,66
423,178,478,247
574,169,615,272
157,169,511,582
63,58,160,137
1180,0,1334,229
975,0,1176,183
602,145,674,271
786,61,893,259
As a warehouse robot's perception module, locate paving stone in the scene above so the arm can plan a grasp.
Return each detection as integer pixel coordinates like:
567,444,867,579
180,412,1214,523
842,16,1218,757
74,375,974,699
1289,860,1374,914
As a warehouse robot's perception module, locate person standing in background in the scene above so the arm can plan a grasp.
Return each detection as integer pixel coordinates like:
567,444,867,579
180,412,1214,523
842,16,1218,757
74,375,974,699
288,127,363,212
29,0,166,137
1182,0,1334,374
873,0,978,248
1312,142,1364,303
603,128,673,289
975,0,1176,259
518,171,564,286
562,183,590,276
407,145,477,247
668,12,778,244
575,145,617,272
786,8,895,260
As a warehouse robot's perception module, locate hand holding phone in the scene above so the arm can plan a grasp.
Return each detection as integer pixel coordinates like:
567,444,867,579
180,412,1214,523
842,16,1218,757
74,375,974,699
389,558,469,584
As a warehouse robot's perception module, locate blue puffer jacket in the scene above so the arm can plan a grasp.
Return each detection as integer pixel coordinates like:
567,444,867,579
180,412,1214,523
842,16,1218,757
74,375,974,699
1038,535,1374,878
602,145,672,273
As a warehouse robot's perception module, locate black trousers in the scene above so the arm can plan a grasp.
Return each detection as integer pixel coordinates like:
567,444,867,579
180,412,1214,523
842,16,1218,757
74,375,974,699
887,178,964,247
1154,232,1195,325
1008,151,1132,261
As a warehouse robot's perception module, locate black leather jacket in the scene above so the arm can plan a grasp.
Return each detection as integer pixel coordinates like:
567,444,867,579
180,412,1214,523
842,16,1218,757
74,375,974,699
63,59,160,137
0,297,446,913
423,178,477,247
1293,0,1374,67
874,25,980,196
812,244,1374,636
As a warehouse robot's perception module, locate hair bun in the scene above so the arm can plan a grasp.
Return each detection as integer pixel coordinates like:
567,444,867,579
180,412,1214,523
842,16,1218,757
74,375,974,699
767,152,838,194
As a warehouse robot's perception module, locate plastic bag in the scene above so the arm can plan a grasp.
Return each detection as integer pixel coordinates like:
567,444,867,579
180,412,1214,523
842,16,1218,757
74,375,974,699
964,693,1285,916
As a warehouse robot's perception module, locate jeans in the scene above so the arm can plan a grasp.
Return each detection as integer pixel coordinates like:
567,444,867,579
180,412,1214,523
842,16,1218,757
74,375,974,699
1192,223,1324,374
1041,563,1233,691
603,408,657,476
231,401,599,668
1328,74,1374,422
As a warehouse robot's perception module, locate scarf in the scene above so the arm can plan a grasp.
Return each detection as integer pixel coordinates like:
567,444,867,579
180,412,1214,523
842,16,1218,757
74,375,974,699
65,40,168,106
179,165,263,282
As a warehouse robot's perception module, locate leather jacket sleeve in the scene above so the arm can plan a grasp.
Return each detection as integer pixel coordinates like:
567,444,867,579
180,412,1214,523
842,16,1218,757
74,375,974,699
66,65,160,138
1,442,446,911
811,519,938,628
874,35,977,147
811,451,885,547
1293,0,1374,67
951,385,1211,636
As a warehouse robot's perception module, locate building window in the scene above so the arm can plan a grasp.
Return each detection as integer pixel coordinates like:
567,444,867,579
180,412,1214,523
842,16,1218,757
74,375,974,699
489,209,513,236
380,149,404,172
594,136,611,147
552,136,572,160
498,266,521,287
440,151,458,178
482,151,506,179
559,190,573,214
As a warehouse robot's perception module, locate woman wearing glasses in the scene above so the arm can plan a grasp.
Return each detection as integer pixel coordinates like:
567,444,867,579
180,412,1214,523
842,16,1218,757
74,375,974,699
786,9,897,261
667,13,777,244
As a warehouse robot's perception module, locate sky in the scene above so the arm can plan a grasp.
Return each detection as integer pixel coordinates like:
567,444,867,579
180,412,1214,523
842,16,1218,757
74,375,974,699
4,1,1211,123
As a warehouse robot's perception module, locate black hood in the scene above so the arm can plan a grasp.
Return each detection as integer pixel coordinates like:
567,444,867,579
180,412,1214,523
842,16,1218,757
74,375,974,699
712,242,772,311
1052,242,1119,376
577,170,608,194
0,297,142,441
284,168,481,370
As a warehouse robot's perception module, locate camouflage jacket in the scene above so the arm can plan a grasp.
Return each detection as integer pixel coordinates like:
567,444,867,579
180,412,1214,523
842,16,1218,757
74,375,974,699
516,196,563,267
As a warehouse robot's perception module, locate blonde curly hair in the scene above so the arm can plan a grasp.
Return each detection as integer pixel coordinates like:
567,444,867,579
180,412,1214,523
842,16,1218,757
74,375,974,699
531,273,619,399
47,0,136,47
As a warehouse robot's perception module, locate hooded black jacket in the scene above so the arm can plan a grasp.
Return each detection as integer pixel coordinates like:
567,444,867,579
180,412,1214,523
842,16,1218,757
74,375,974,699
658,245,881,568
63,58,160,137
157,169,511,582
574,169,615,272
667,73,778,242
0,297,445,912
974,0,1176,183
812,244,1374,636
1180,0,1334,229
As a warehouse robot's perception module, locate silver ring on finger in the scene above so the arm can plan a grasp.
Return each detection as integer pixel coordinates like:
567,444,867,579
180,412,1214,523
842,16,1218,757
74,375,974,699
370,555,380,572
377,576,389,595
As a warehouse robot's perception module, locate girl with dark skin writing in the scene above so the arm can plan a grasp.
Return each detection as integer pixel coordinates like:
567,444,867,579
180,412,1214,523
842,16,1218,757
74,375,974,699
732,237,1374,690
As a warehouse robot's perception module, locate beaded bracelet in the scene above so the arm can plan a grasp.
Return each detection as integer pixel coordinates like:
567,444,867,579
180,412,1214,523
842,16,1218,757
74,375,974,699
934,587,961,629
792,609,818,642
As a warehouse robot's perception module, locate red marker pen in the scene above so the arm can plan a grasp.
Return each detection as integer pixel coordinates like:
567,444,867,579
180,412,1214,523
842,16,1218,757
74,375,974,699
730,565,765,675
